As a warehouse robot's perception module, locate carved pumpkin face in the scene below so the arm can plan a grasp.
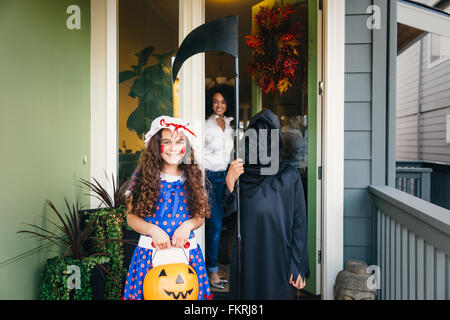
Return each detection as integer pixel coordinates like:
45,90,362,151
143,263,199,300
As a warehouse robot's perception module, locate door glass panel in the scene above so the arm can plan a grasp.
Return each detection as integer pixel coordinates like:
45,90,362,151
205,0,311,297
118,0,179,185
261,2,309,195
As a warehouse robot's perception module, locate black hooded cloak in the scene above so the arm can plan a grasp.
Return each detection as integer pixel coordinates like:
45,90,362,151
223,110,309,300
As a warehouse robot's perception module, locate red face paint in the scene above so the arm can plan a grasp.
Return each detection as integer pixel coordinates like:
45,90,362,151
160,145,166,154
181,147,185,155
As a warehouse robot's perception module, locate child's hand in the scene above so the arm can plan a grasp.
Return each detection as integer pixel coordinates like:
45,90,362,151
289,274,306,290
226,158,244,192
172,221,193,248
149,225,172,251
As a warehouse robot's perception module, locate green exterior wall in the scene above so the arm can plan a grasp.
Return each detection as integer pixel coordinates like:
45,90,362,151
0,0,91,299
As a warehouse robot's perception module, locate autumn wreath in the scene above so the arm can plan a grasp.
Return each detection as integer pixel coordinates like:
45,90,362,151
245,1,304,95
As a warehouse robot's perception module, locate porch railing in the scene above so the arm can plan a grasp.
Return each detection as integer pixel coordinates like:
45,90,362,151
395,167,432,201
396,160,450,210
369,185,450,300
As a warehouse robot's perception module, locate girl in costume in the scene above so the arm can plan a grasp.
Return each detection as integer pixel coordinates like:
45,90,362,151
123,116,212,300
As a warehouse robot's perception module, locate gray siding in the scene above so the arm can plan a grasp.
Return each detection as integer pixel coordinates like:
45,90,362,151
396,34,450,164
344,0,376,266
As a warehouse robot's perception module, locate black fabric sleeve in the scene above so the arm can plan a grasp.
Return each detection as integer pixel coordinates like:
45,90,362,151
222,183,238,218
288,174,310,281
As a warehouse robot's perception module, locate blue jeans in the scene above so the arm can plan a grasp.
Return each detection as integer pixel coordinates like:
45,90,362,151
205,169,227,274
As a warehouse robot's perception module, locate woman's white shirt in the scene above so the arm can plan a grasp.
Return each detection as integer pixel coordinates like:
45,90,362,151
204,114,234,171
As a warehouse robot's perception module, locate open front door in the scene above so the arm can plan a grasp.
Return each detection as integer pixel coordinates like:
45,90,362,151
251,0,323,296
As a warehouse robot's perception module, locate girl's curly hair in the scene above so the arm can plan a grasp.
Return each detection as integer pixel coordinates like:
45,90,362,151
126,129,210,219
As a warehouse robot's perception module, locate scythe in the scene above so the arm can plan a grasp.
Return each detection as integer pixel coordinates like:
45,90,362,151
172,15,242,299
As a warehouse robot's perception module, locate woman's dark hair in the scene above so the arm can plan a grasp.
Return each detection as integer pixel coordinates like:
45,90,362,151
205,85,234,119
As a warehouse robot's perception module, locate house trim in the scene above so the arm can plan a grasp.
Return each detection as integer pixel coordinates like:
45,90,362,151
371,0,388,273
322,0,345,300
386,0,398,188
372,0,388,187
446,114,450,144
398,0,450,38
178,0,206,252
90,0,118,207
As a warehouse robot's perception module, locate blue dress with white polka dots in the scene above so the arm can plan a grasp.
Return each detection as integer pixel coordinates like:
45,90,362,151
123,177,212,300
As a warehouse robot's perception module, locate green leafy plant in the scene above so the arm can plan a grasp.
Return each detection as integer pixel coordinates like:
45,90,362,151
80,174,135,300
40,255,109,300
17,200,110,300
80,173,128,210
120,46,174,138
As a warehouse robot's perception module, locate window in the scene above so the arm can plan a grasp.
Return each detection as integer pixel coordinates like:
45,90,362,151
428,33,450,68
426,1,450,69
446,114,450,144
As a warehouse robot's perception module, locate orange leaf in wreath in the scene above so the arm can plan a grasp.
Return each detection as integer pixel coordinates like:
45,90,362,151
245,35,259,48
264,79,276,94
277,78,292,94
279,34,300,50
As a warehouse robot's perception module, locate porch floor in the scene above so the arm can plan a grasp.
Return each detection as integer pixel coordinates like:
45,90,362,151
211,263,320,300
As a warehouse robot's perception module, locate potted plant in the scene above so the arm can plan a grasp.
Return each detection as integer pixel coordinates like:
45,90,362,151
17,200,110,300
79,174,137,300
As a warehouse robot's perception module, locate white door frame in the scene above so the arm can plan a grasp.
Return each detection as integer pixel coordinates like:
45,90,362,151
178,0,206,252
321,0,345,300
91,0,206,245
90,0,118,208
316,0,324,296
91,0,346,299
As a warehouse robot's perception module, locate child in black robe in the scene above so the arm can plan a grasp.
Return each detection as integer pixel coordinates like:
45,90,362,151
223,110,309,300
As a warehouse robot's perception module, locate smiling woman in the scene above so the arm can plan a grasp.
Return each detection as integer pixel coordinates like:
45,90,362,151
203,86,235,290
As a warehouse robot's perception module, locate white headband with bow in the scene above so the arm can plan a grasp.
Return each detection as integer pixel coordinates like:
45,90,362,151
144,116,199,161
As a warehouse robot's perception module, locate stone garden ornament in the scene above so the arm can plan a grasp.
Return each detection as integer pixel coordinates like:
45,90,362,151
334,260,377,300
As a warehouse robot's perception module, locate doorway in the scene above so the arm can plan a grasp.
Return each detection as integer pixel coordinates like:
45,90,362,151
204,0,323,297
115,0,324,299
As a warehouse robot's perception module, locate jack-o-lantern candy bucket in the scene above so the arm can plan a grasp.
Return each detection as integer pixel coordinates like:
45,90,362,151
143,263,199,300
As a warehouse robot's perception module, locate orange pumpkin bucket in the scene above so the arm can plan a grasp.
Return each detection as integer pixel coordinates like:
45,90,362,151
143,263,199,300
